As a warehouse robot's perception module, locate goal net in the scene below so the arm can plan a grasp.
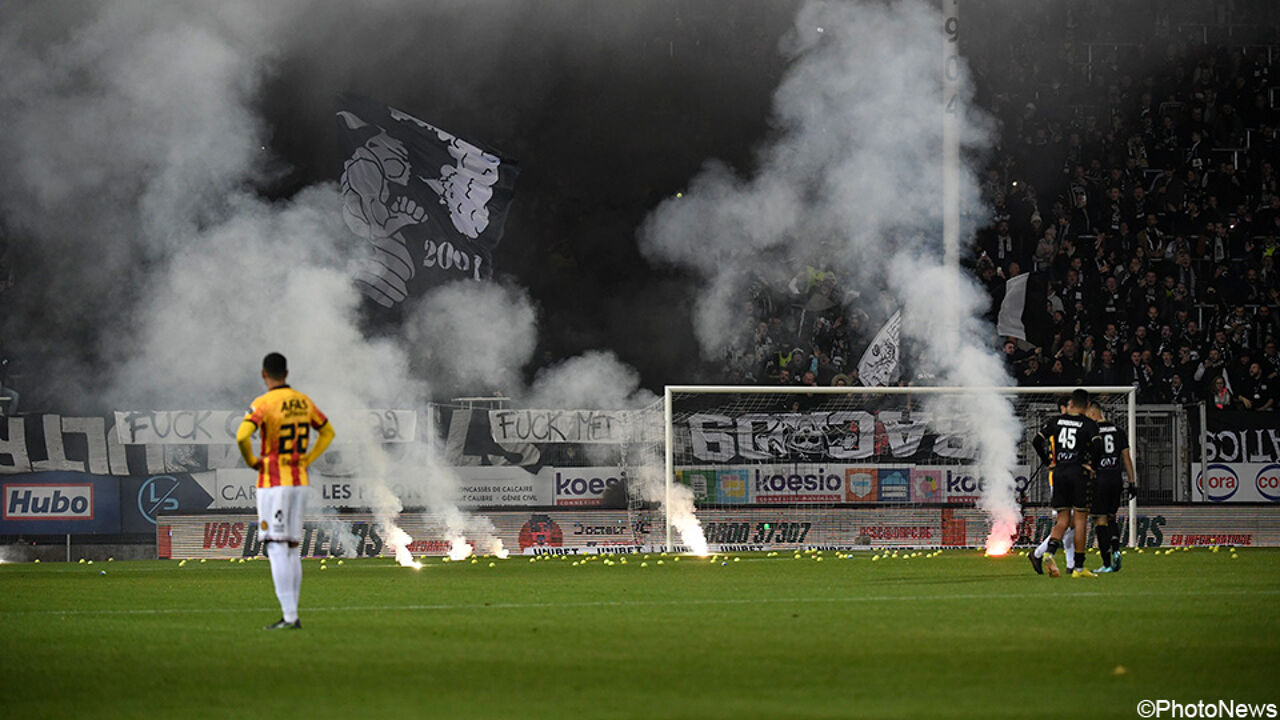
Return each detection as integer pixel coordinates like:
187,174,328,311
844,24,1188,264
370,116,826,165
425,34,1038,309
662,385,1137,553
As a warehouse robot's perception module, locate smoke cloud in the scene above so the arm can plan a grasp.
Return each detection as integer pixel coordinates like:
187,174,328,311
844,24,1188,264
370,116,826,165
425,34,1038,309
1,0,1025,554
641,0,1021,549
405,282,538,399
0,0,547,557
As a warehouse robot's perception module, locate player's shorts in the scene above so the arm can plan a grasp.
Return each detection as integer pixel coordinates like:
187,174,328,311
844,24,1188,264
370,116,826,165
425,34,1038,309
1091,472,1123,516
1048,465,1092,512
256,485,308,544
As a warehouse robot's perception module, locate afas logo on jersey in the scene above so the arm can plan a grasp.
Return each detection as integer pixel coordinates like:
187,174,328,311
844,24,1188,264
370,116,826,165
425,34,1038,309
1197,463,1239,502
281,398,308,412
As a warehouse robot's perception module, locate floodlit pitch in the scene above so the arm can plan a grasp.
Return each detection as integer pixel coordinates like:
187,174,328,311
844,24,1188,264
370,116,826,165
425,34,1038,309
1,549,1276,720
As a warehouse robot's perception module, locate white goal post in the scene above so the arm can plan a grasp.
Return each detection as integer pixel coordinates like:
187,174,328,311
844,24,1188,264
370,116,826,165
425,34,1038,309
663,385,1138,552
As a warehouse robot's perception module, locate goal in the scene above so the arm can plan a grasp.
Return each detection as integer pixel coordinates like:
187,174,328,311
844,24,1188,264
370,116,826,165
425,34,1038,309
662,385,1137,552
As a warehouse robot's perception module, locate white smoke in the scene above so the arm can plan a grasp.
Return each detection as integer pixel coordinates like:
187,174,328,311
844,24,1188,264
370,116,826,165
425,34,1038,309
893,260,1022,553
641,0,1020,550
405,282,538,399
0,0,1025,558
524,351,657,410
0,1,511,561
386,525,423,569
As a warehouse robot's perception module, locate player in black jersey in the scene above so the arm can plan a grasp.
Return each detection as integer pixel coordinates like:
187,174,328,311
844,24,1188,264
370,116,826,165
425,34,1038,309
1029,398,1078,576
1086,402,1138,573
1031,388,1103,578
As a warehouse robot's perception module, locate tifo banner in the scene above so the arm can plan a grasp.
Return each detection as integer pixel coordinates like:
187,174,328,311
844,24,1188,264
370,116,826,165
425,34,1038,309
1,414,138,476
1190,462,1280,503
157,505,1280,559
679,408,1007,463
113,409,417,445
337,94,518,308
1191,409,1280,464
1,413,417,478
677,464,1033,505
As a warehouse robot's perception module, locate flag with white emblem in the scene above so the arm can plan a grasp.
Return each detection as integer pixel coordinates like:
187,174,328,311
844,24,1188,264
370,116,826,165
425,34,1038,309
857,310,901,387
336,94,519,308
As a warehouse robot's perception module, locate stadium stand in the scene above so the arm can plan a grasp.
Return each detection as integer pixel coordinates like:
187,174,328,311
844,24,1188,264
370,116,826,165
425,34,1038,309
722,1,1279,412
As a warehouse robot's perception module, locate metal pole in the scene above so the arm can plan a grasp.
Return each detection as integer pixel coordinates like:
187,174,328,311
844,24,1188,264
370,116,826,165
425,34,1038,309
1127,389,1138,547
66,534,71,563
942,0,960,271
663,387,674,552
1199,400,1209,498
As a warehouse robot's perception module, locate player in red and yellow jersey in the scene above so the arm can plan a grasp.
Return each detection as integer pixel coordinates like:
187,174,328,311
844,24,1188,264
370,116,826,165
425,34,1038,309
236,352,335,630
237,373,333,489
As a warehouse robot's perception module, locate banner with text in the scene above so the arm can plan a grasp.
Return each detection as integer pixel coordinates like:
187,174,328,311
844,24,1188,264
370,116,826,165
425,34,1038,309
113,409,417,445
1,472,121,534
487,409,659,445
679,407,1020,464
1191,462,1280,503
1191,409,1280,464
157,505,1280,559
677,464,1033,505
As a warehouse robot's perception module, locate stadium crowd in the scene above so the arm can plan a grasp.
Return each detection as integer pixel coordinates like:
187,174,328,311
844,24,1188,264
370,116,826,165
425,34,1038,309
721,2,1280,412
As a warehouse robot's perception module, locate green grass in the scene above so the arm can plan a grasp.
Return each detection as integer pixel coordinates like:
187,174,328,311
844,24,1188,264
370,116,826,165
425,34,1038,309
1,548,1277,720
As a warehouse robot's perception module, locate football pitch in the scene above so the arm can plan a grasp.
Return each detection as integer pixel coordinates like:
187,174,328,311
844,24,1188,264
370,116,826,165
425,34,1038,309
1,549,1277,720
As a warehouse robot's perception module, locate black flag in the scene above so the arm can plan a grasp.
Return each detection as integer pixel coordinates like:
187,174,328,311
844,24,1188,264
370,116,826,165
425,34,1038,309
336,94,519,308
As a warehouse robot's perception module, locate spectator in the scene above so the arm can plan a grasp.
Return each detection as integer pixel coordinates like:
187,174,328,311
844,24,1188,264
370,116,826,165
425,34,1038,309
1167,373,1194,405
1194,347,1228,395
1261,339,1280,379
1235,362,1275,411
1210,375,1233,410
1092,349,1123,386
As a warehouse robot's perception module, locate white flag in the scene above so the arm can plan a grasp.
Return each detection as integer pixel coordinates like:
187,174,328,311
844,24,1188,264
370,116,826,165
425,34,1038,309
857,310,901,387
